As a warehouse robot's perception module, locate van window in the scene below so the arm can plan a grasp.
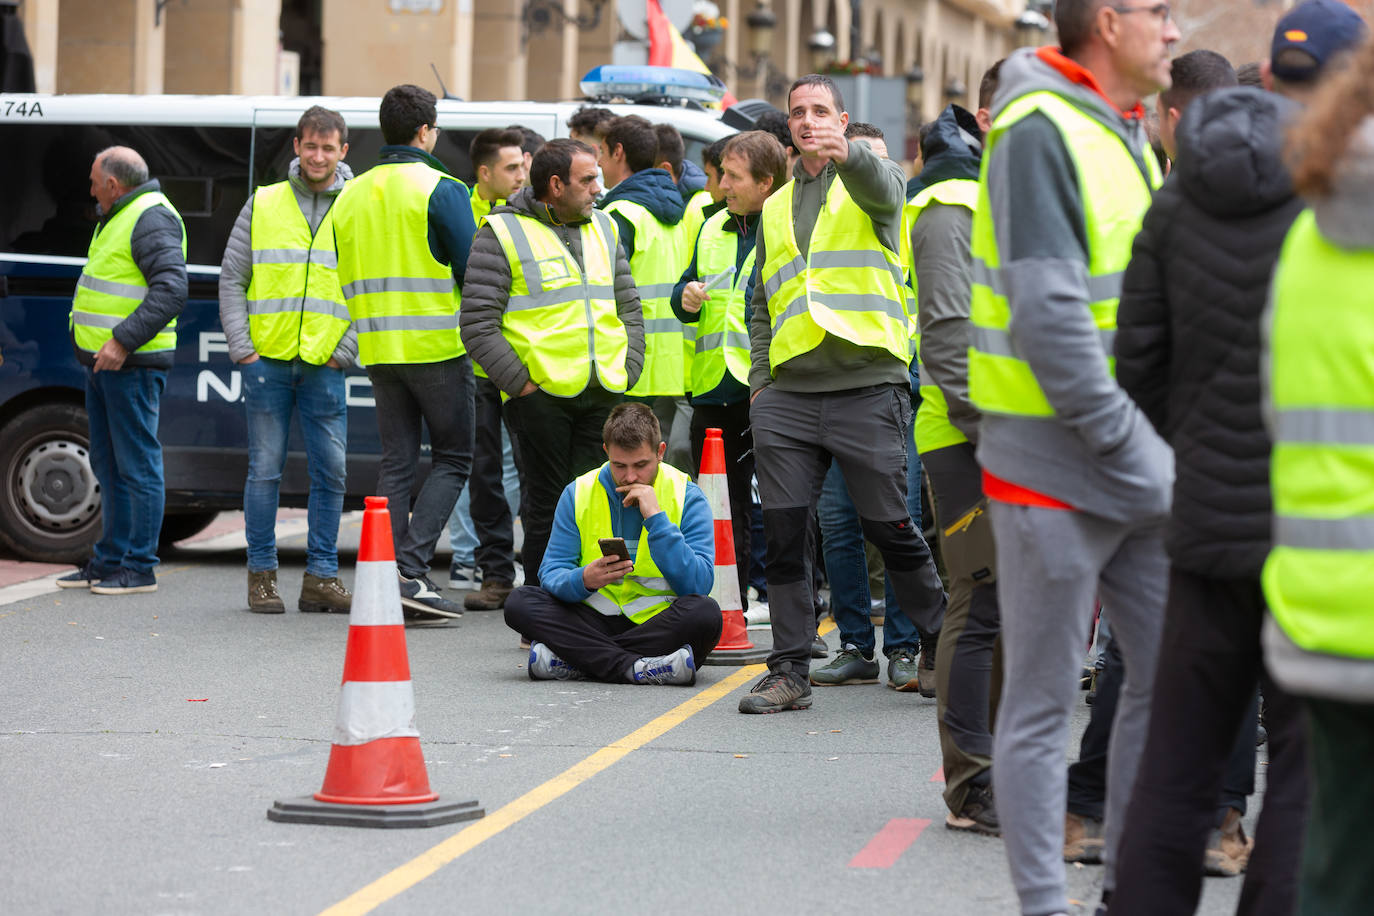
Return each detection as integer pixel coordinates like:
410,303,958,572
1,123,253,266
253,127,482,189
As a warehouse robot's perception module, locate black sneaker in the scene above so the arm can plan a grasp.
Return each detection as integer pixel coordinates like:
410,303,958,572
57,560,107,589
945,783,1000,836
90,568,157,595
398,572,463,619
739,669,813,714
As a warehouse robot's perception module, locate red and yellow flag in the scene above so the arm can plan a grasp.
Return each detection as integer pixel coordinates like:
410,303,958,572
646,0,738,107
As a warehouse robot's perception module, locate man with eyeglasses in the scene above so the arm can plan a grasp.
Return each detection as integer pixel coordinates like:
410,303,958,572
963,0,1179,913
331,83,478,622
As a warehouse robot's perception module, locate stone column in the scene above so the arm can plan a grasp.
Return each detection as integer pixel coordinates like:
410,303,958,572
18,0,59,93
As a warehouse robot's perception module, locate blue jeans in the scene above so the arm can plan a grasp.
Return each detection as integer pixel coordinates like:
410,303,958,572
448,423,519,564
86,366,166,576
817,454,924,657
242,357,347,577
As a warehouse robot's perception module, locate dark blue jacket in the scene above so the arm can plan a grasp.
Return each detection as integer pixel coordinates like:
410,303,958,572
598,167,686,260
907,104,983,198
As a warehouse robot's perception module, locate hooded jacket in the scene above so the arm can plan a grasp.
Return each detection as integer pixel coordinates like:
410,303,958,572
219,158,358,368
458,185,644,397
910,104,983,445
598,166,686,260
975,46,1173,524
1116,87,1302,577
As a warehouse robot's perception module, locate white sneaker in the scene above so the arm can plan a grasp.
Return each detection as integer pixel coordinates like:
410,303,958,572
632,645,696,686
528,642,585,680
745,599,770,626
448,562,481,590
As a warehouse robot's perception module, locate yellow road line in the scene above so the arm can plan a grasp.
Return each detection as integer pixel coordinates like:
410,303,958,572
319,663,766,916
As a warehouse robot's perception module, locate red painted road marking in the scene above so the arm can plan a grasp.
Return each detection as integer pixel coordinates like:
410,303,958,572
848,818,931,868
930,766,945,783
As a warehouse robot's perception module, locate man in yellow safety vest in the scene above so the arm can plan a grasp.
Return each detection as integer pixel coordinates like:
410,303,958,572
57,146,186,597
218,105,355,616
504,403,720,684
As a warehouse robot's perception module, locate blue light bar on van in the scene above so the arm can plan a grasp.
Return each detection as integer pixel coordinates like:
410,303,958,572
580,66,728,104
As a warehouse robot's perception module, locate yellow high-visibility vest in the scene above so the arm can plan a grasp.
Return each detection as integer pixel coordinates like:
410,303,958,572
758,175,911,372
71,190,185,354
484,209,630,397
245,180,349,365
332,161,464,366
689,208,753,394
574,462,689,624
968,91,1161,418
604,198,688,396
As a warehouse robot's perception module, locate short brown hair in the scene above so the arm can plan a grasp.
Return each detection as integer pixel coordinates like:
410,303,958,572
470,128,525,170
721,130,788,192
602,402,661,452
297,105,347,144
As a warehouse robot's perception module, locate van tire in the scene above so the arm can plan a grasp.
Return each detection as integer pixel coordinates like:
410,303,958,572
0,404,102,564
159,511,220,547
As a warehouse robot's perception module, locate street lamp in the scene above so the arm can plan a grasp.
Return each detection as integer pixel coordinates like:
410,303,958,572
904,64,925,107
808,28,837,73
944,77,967,101
1015,7,1051,47
746,1,777,60
520,0,608,47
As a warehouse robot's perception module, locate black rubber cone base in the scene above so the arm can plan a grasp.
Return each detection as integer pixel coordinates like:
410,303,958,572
268,795,484,828
702,645,771,666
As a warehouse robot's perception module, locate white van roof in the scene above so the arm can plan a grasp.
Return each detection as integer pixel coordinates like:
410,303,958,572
0,93,736,141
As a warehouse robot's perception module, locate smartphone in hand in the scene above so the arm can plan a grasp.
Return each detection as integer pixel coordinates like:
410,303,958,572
598,537,631,562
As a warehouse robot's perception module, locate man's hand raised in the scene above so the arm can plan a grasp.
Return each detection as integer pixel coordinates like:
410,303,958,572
617,482,661,519
582,555,634,590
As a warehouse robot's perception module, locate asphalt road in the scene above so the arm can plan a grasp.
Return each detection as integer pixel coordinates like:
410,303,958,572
1,514,1253,915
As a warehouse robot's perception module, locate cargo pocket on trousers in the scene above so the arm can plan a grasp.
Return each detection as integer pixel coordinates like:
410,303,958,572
940,497,996,586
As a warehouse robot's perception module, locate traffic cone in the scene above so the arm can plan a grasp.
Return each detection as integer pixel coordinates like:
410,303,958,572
268,497,484,828
698,428,769,666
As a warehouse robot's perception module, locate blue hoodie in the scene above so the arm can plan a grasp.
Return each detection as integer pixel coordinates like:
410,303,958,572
539,463,716,606
598,167,687,259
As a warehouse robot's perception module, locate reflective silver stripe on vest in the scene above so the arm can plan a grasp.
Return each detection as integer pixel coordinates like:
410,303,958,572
681,323,696,342
638,282,677,299
71,311,126,329
972,325,1116,358
582,591,670,617
247,297,351,320
251,248,338,269
769,292,906,336
341,277,454,298
1275,514,1374,551
354,314,458,334
1275,409,1374,446
696,330,751,352
972,257,1124,303
763,254,807,301
645,317,684,334
810,249,907,287
508,284,616,312
77,274,146,299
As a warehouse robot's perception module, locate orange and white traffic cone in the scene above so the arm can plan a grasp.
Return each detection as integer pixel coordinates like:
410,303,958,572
268,497,484,828
698,428,769,666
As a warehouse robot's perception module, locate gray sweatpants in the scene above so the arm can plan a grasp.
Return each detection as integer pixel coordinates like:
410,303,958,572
989,502,1167,916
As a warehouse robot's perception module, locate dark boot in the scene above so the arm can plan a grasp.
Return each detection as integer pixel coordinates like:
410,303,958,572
248,570,285,614
298,574,352,613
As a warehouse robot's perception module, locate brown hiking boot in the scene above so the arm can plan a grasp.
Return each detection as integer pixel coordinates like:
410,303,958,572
1064,812,1105,863
248,570,285,614
1204,807,1253,876
464,578,514,611
298,574,352,613
917,636,939,698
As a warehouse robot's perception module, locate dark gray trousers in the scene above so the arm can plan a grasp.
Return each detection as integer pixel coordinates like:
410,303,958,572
750,383,947,676
367,356,474,579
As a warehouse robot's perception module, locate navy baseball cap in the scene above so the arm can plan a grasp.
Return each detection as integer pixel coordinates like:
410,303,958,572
1270,0,1368,82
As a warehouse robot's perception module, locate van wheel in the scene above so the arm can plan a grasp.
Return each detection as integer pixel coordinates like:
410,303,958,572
159,511,220,547
0,404,102,564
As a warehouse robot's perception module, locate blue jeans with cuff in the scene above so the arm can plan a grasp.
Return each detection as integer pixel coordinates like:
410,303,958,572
242,357,347,578
86,365,167,577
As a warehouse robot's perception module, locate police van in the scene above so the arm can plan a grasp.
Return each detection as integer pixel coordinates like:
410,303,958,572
0,70,738,562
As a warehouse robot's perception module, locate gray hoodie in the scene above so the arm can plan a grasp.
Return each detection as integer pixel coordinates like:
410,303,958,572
1263,115,1374,703
218,158,358,368
975,47,1173,524
458,185,644,397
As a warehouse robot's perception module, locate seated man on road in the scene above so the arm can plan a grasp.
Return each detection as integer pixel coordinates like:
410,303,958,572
504,403,722,685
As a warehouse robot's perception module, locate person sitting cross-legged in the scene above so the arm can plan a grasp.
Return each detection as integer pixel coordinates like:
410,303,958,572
504,403,722,685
